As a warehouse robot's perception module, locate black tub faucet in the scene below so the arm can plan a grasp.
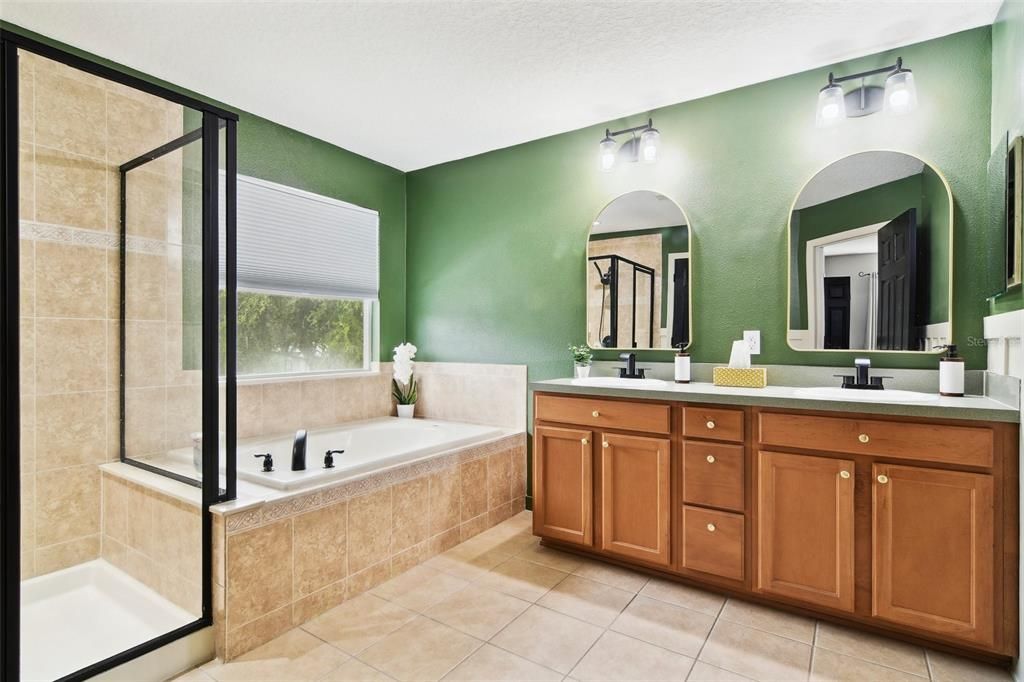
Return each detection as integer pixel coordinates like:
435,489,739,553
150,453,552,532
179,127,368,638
292,429,307,471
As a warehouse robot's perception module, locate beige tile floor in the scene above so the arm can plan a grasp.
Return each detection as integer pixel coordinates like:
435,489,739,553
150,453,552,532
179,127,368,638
172,512,1012,682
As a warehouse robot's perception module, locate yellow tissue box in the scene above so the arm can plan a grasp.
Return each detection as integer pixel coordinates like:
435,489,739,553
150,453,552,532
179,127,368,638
713,367,768,388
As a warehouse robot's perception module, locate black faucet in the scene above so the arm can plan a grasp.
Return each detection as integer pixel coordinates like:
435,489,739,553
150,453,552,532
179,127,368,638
324,449,344,469
292,429,307,471
617,352,646,379
254,452,274,472
835,358,891,390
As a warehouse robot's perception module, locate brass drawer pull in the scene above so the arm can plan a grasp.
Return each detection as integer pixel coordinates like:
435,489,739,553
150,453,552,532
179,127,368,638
602,441,610,448
706,523,716,532
858,433,870,444
706,455,716,464
592,410,600,418
839,470,850,479
877,474,889,484
581,438,589,445
706,420,716,429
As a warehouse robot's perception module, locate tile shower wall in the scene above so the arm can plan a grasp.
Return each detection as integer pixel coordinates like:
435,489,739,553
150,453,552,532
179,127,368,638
17,51,190,578
212,432,528,660
100,471,202,616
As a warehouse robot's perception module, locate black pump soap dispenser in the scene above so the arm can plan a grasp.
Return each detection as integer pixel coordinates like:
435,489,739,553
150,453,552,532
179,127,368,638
934,344,964,397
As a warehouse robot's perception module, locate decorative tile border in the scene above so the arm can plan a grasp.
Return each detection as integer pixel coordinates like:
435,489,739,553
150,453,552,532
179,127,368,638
19,219,194,257
220,431,525,535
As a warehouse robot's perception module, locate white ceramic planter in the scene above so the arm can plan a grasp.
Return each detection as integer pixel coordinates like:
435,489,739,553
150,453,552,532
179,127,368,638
574,363,591,379
397,404,416,419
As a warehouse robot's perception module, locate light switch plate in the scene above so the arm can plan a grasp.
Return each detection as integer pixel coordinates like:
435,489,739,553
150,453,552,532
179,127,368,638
743,330,761,355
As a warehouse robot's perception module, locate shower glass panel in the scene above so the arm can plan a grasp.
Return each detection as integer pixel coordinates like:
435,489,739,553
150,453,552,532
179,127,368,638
2,34,237,681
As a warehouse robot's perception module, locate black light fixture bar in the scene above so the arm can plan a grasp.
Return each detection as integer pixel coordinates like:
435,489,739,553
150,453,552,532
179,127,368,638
829,57,905,85
604,118,656,139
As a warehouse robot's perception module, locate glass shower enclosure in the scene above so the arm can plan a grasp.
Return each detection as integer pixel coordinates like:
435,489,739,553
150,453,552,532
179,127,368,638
0,30,237,681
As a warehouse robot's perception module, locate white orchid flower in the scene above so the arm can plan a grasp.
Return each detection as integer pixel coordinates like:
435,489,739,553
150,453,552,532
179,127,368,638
393,342,417,386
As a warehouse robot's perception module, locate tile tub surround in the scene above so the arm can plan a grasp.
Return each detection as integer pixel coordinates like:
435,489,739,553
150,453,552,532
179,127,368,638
227,361,527,442
399,362,528,430
99,469,203,617
17,51,191,579
211,431,527,660
174,511,1012,682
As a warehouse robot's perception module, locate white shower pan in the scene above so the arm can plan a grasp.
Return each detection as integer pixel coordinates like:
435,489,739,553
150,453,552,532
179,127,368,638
20,559,196,681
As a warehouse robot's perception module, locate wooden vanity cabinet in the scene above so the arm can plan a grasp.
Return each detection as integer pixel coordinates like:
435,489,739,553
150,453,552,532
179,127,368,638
533,392,1018,661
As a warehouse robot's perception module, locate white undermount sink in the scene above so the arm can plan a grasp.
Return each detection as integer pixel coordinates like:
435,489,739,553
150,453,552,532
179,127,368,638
793,386,939,403
570,377,668,389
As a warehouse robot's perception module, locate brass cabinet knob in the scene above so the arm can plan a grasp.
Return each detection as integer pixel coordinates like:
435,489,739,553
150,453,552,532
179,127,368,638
839,470,851,479
592,410,600,417
706,420,716,429
706,455,716,464
602,441,610,448
858,434,870,443
581,438,589,445
707,523,716,532
877,474,889,484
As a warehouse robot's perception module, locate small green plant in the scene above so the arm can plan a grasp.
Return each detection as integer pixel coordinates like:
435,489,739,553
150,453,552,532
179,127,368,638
392,376,418,405
569,344,593,365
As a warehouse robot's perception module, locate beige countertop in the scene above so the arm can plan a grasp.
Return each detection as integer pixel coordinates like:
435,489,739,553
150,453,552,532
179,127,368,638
531,378,1020,423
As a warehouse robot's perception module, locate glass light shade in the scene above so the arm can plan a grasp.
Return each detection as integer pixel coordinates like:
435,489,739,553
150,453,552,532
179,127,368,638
884,69,917,115
599,137,617,171
815,83,846,128
639,127,660,164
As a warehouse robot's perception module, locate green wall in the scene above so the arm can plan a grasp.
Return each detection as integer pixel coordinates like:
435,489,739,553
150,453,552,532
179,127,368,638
990,0,1024,314
1,22,408,358
406,27,994,378
790,169,949,332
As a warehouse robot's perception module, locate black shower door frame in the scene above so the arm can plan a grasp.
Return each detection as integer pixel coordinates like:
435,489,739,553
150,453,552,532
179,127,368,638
0,29,238,682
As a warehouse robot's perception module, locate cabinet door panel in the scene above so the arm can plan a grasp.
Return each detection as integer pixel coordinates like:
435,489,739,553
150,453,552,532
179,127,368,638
756,450,855,612
873,464,994,646
534,425,593,546
600,432,672,566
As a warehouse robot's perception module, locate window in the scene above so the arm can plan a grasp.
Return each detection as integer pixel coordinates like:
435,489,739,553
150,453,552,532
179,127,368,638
219,175,379,377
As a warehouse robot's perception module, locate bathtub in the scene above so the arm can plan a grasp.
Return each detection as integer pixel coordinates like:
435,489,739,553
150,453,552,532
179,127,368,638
235,418,504,490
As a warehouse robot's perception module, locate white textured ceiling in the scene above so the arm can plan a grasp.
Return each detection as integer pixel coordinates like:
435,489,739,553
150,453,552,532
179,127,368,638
0,1,1001,171
795,151,926,209
592,191,685,233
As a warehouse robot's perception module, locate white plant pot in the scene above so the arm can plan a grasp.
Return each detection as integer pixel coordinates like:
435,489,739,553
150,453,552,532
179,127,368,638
397,404,415,419
574,363,591,379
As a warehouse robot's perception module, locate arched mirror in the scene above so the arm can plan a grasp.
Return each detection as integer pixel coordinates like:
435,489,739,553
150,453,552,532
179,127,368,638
787,151,952,352
587,191,692,350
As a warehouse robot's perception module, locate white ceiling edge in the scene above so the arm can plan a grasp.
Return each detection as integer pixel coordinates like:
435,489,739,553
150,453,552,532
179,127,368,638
0,1,1002,172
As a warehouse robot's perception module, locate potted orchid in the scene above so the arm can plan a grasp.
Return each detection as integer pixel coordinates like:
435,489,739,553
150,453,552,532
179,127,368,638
569,344,593,379
392,342,418,418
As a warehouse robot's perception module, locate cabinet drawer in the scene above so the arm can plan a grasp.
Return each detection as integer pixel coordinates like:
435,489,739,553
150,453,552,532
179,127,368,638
683,406,744,442
682,506,744,580
536,394,670,434
683,442,744,512
758,412,994,468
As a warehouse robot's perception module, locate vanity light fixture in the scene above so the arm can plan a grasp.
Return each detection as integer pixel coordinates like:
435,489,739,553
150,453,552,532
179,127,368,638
599,118,660,171
815,57,917,128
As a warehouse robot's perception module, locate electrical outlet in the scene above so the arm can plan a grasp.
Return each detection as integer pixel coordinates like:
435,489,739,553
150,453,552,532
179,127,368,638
743,330,761,355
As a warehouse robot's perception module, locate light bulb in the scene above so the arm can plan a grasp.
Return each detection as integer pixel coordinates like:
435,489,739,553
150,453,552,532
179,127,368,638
815,82,846,128
884,68,917,115
599,136,617,172
639,127,660,164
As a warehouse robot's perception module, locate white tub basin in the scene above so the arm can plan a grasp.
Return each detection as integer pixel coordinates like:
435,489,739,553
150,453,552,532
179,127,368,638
570,377,667,389
793,386,939,403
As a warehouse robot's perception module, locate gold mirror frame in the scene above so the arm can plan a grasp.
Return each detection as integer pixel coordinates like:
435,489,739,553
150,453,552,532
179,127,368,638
586,191,694,351
785,149,954,354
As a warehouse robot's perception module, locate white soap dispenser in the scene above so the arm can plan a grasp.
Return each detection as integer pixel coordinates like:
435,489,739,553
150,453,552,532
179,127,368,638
936,344,965,397
674,345,691,384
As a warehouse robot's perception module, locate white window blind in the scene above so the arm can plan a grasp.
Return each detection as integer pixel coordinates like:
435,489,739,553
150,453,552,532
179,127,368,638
220,174,379,299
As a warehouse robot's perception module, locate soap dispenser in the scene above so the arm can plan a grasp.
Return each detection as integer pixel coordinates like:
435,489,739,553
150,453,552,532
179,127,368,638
674,344,690,384
935,344,964,397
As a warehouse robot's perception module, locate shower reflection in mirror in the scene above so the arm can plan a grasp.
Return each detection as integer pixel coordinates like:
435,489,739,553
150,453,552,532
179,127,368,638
787,151,953,352
586,191,692,350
